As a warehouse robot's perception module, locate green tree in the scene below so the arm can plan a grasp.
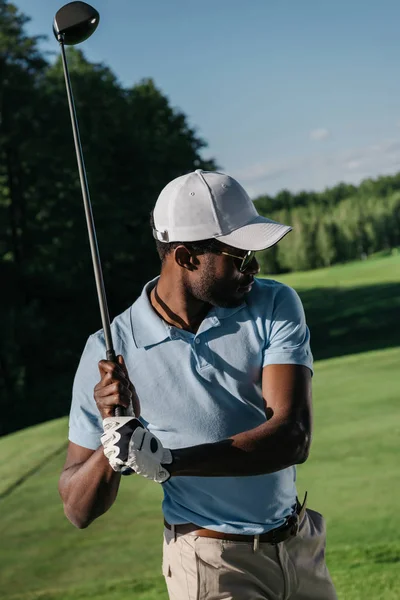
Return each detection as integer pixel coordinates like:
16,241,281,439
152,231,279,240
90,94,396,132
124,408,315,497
0,4,216,435
0,1,48,430
315,221,336,267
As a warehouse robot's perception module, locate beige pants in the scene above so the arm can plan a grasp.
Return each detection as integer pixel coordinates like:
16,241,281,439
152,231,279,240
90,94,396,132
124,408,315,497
162,509,338,600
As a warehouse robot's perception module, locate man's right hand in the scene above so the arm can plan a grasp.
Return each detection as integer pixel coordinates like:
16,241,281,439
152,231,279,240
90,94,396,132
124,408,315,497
94,355,141,419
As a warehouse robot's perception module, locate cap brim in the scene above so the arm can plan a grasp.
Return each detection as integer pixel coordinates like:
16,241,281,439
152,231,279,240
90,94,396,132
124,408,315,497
215,215,292,251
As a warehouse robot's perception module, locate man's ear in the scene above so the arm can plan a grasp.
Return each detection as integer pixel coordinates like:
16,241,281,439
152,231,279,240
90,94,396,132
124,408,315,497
174,246,198,271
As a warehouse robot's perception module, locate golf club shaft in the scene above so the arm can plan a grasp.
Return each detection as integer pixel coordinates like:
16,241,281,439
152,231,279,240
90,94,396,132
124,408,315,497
58,37,123,417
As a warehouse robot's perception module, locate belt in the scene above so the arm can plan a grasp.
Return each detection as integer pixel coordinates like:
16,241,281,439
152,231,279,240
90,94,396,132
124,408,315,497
164,492,307,545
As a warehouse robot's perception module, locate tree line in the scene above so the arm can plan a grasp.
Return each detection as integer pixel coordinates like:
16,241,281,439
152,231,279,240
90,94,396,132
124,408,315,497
255,176,400,273
1,1,399,435
0,1,215,434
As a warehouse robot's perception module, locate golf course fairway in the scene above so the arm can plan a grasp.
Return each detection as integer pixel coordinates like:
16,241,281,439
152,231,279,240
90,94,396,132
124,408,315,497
1,252,399,600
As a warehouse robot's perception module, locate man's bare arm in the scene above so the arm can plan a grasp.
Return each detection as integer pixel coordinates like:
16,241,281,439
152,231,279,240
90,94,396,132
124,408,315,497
168,364,312,477
58,442,121,529
59,355,139,528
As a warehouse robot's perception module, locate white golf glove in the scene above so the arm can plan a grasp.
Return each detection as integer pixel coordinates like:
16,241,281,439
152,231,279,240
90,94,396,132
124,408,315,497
101,416,140,474
101,416,172,483
127,426,173,483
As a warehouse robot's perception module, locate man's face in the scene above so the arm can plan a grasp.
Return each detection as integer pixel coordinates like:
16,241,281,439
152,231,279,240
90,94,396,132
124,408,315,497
186,244,260,308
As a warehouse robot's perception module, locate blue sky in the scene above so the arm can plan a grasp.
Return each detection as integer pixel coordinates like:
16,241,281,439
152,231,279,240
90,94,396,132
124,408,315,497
16,0,400,197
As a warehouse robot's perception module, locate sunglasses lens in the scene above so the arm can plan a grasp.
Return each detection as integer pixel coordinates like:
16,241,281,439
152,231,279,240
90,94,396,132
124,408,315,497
241,251,255,271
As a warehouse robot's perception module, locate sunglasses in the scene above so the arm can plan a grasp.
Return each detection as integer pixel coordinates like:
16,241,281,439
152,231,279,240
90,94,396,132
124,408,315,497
220,250,256,273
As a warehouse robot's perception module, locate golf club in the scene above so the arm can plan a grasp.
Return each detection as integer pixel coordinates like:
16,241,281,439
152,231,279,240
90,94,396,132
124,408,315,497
54,2,124,417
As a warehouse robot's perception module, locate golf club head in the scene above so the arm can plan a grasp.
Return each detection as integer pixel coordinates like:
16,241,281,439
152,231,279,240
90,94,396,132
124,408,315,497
53,1,99,45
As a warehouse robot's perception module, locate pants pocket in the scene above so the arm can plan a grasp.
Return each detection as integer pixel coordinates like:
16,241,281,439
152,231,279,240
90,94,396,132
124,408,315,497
162,536,171,578
162,532,199,600
306,509,327,539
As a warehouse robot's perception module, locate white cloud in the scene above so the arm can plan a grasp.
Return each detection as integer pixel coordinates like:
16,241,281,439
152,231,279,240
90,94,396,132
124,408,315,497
346,159,362,170
235,159,301,183
231,137,400,197
310,128,331,141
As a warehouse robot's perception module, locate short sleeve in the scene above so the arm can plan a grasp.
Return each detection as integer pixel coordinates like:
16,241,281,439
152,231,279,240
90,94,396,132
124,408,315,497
262,285,313,374
68,334,105,450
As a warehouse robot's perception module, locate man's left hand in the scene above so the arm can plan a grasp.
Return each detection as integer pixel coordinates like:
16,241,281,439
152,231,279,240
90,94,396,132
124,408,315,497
127,427,173,483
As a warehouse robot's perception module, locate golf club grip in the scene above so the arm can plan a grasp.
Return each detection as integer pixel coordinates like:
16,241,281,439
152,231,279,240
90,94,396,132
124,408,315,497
114,405,125,417
106,349,126,417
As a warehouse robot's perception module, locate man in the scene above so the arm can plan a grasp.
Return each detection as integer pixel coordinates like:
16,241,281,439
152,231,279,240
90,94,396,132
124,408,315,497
59,170,337,599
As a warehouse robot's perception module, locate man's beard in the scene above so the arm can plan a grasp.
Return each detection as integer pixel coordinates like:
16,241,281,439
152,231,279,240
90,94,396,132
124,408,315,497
190,270,247,308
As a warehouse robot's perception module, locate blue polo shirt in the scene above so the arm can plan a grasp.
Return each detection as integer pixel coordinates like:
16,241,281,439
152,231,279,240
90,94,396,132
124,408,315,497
69,277,313,534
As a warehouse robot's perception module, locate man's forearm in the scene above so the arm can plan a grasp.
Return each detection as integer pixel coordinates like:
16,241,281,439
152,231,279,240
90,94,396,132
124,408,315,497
59,447,121,528
169,419,310,477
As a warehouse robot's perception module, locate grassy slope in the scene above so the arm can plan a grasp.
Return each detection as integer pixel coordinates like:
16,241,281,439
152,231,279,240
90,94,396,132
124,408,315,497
1,254,399,600
271,252,400,361
272,251,400,289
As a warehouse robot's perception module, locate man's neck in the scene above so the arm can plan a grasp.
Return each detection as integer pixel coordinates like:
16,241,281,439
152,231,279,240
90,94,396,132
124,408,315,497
149,276,210,334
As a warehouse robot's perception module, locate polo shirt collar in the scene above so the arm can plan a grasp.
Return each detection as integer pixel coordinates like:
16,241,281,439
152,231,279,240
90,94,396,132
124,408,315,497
130,277,247,348
130,277,170,349
213,303,246,320
195,302,245,336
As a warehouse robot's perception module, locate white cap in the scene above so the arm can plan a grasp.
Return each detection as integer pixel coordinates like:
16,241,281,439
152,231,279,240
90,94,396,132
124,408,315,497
152,170,291,251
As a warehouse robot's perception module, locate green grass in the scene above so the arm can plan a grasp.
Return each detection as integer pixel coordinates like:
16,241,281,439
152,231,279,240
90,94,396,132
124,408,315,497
1,254,399,600
268,252,400,361
270,250,400,290
0,419,67,497
298,347,400,599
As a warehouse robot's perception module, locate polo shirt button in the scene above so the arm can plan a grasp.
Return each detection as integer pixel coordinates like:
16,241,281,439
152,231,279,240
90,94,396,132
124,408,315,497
195,338,201,345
